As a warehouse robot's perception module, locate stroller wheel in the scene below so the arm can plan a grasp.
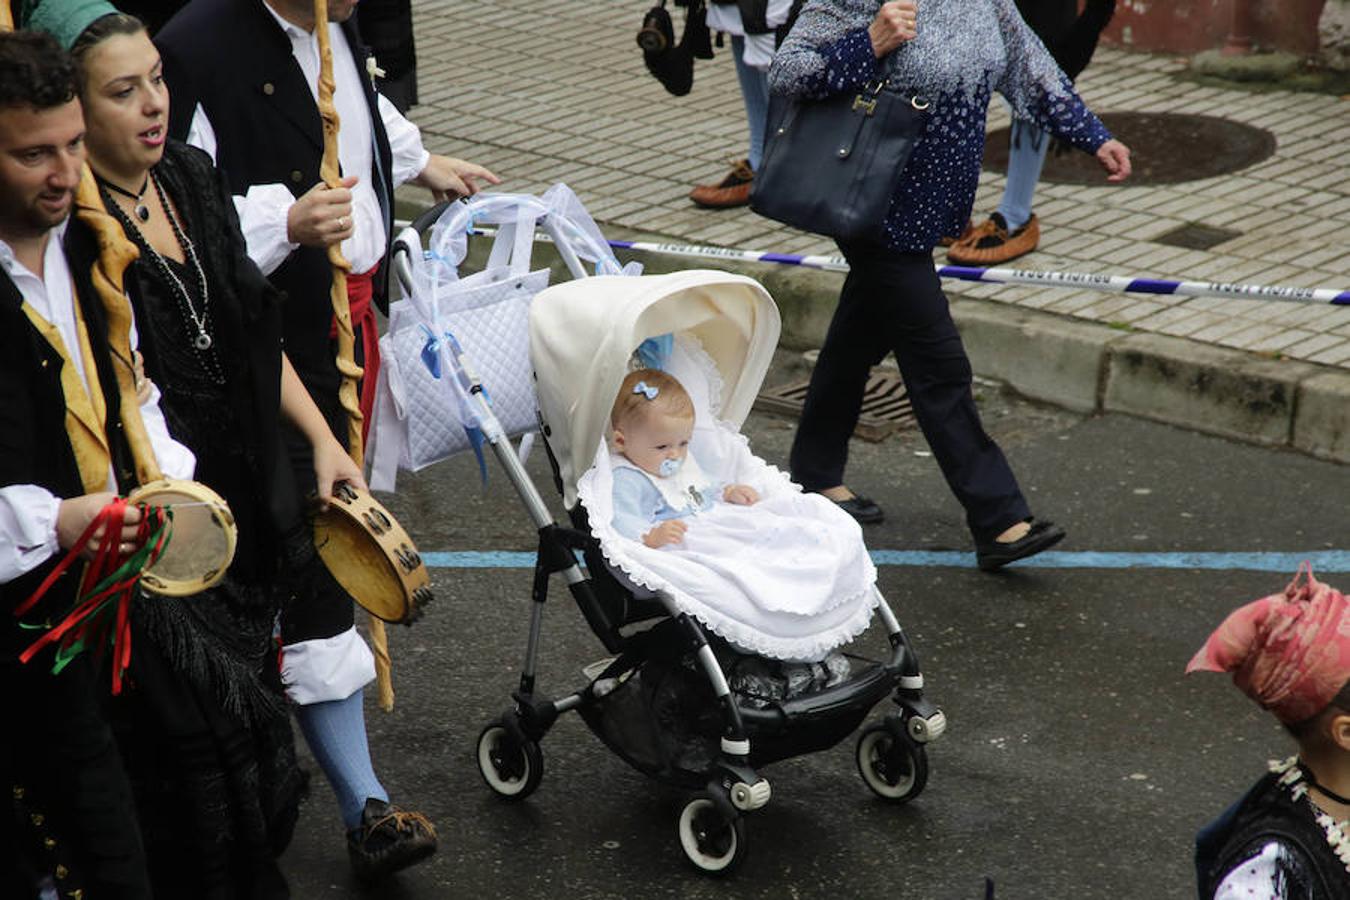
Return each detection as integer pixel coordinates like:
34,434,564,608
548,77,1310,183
677,793,746,875
476,721,544,800
856,724,928,803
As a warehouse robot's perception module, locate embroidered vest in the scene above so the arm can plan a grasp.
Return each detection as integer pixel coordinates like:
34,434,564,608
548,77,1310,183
1196,771,1346,899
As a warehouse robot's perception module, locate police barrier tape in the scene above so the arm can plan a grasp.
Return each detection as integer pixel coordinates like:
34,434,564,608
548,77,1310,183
395,222,1350,306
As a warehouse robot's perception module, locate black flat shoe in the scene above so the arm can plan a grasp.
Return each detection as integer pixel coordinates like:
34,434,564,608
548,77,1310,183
975,519,1065,571
830,493,885,524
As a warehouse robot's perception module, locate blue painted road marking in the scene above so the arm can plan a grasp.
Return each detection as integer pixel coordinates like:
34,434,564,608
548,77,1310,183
422,550,1350,572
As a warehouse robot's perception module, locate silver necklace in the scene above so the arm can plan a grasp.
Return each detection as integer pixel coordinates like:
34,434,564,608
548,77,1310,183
102,170,225,383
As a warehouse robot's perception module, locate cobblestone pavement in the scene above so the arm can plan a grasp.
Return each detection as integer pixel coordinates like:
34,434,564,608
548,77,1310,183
401,0,1350,369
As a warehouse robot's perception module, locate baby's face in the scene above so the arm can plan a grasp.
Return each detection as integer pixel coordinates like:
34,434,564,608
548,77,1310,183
616,411,694,477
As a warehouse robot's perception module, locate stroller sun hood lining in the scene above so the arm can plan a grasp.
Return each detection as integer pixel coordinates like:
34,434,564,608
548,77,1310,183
529,270,781,509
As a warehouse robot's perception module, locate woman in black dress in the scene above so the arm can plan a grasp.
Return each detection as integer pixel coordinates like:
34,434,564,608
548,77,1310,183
69,12,366,897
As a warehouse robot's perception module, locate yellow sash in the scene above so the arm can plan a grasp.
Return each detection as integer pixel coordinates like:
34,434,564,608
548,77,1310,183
73,166,163,486
21,279,111,495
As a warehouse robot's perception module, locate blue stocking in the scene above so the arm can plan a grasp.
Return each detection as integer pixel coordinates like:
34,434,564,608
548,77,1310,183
295,689,389,830
997,118,1050,231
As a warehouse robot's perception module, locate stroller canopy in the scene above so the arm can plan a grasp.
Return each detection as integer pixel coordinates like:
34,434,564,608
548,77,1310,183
530,270,780,508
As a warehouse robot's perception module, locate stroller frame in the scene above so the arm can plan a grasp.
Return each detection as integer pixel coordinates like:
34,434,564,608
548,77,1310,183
391,202,946,874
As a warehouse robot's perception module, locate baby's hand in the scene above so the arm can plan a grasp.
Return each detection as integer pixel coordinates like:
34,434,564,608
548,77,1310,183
723,484,760,506
643,520,688,548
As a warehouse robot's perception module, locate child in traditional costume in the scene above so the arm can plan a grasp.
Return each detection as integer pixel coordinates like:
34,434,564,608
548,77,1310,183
1189,566,1350,899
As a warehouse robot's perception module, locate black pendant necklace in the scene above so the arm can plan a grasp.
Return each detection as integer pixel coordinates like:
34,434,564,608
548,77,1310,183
97,173,151,221
1302,762,1350,807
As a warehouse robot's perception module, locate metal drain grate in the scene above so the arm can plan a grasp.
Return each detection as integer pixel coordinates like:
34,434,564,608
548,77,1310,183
755,369,915,441
1152,222,1243,251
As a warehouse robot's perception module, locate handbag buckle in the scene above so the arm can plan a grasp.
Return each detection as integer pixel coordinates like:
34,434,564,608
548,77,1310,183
851,80,887,116
851,94,878,116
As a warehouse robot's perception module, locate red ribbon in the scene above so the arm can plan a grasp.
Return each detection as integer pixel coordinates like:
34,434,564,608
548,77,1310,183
15,498,171,694
329,264,381,444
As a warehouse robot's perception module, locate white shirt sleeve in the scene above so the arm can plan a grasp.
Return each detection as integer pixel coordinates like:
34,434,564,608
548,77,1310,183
186,102,219,162
233,185,302,276
137,378,196,481
187,103,299,277
0,379,194,585
0,486,62,583
378,93,431,187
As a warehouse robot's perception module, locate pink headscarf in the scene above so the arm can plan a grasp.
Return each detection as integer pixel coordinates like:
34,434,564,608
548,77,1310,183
1186,565,1350,725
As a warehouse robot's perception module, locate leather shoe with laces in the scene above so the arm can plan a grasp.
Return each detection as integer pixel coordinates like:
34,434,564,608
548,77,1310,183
347,798,438,882
975,519,1065,571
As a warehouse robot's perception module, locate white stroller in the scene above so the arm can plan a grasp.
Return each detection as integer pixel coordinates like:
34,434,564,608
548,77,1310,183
387,192,946,875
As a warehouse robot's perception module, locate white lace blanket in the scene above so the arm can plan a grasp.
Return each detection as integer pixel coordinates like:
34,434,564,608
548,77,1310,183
577,420,878,662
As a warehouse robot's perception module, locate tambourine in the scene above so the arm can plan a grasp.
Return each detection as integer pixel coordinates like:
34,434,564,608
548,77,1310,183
128,479,238,596
312,482,433,624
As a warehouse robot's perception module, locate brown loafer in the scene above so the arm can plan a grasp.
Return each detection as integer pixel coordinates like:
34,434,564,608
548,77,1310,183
937,218,975,247
947,213,1040,265
689,159,754,208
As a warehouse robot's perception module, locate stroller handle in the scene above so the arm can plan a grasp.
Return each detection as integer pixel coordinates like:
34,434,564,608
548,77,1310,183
390,200,455,299
410,200,453,235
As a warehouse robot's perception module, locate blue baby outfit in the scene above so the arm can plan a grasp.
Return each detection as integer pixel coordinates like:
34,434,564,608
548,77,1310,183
611,461,716,541
770,0,1113,251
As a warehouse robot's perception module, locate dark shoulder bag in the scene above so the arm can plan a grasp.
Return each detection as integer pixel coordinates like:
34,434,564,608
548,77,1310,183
750,82,932,241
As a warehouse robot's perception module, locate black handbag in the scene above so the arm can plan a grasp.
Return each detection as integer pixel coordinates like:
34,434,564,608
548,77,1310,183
750,82,932,241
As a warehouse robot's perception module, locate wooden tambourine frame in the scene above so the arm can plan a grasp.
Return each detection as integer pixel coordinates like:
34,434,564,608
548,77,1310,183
128,479,237,596
312,482,432,625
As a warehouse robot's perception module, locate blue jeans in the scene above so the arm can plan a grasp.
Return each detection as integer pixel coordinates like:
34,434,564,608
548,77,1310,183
731,35,769,171
996,118,1050,231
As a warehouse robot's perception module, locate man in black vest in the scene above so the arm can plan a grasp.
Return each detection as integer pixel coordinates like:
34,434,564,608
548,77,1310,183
157,0,497,881
0,30,196,899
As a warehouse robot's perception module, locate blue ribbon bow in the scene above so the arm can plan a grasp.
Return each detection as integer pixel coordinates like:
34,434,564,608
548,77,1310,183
633,380,659,400
418,325,490,485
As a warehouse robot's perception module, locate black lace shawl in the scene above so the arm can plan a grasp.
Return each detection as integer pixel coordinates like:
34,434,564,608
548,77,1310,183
124,138,300,583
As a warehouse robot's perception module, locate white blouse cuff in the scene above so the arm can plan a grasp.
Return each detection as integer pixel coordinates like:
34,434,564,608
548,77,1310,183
0,486,61,583
234,184,301,277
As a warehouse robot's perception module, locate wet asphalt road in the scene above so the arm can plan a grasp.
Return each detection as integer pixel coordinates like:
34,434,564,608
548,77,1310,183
281,366,1348,900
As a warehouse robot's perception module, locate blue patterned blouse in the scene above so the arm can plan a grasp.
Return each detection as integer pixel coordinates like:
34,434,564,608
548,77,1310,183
769,0,1113,252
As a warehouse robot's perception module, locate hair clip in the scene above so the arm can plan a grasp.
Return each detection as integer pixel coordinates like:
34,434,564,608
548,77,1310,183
633,381,659,400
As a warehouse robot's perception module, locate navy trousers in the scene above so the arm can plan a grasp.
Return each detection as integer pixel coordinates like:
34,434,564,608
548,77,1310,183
788,241,1030,541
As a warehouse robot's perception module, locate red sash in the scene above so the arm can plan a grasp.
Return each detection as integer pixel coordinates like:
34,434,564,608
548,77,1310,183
330,265,381,442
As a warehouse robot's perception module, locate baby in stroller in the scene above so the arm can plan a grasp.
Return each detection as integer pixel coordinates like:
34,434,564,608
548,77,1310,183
582,342,880,664
610,367,761,549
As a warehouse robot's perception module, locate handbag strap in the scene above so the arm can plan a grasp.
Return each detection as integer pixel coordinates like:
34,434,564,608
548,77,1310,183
484,204,538,277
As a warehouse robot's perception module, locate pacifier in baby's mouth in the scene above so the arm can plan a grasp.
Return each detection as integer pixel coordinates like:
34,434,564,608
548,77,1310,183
658,457,683,478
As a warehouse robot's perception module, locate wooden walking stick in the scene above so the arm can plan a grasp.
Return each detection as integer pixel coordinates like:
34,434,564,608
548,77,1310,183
313,0,396,711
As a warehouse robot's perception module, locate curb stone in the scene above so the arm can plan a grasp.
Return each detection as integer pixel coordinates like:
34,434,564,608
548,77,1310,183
1294,371,1350,463
390,203,1349,465
1102,333,1320,450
